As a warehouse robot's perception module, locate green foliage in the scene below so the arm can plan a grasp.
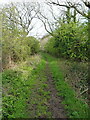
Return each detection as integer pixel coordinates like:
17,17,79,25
2,70,28,118
42,53,89,118
44,37,58,56
26,60,51,118
2,28,40,68
2,58,51,118
45,22,88,61
2,9,40,69
25,36,40,55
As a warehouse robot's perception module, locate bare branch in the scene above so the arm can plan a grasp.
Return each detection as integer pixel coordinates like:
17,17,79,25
80,88,88,95
48,0,90,19
2,2,40,34
37,14,54,36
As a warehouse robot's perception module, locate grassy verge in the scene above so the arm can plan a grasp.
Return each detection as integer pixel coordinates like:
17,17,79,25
2,69,29,118
2,55,51,118
26,60,51,118
42,53,89,118
57,58,88,100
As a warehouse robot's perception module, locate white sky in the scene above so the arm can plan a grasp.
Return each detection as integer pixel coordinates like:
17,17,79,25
0,0,49,38
0,0,85,38
0,0,45,3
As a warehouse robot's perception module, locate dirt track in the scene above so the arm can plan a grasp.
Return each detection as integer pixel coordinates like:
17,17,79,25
45,62,67,118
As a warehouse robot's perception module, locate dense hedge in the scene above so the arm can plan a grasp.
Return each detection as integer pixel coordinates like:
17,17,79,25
2,29,40,69
45,22,88,61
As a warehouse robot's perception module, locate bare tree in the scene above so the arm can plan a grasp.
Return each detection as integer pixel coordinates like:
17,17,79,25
37,0,82,36
2,2,40,35
82,0,90,8
37,11,54,36
37,2,60,36
48,0,90,19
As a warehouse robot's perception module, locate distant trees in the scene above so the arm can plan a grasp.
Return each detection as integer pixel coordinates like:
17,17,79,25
2,28,40,69
42,0,89,61
45,22,88,61
1,3,40,69
37,0,89,36
2,2,40,35
48,0,90,19
1,0,89,69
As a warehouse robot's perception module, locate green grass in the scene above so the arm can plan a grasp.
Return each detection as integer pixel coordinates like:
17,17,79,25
2,58,51,118
26,59,52,118
2,53,89,118
42,53,89,118
2,68,35,118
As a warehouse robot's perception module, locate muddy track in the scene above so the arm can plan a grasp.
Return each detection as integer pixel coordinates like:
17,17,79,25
45,62,67,118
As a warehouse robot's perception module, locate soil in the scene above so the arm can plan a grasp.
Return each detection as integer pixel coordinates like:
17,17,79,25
27,61,67,118
45,62,67,118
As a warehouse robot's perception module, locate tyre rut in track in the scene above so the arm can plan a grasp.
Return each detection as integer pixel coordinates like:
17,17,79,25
45,62,67,118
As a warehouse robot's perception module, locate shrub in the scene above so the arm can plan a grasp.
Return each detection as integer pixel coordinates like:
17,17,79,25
45,22,88,61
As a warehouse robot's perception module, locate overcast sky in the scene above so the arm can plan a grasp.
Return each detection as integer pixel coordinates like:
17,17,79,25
0,0,65,38
0,0,86,38
0,0,49,38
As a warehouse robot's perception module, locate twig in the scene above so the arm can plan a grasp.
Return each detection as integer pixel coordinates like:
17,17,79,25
80,88,88,95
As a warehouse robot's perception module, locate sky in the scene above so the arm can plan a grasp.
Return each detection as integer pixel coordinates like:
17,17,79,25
0,0,49,38
0,0,45,3
0,0,86,38
0,0,65,39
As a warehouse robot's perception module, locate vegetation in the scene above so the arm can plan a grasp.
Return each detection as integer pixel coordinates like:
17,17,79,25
1,3,40,70
2,53,89,118
1,0,89,119
45,22,88,61
2,28,40,69
2,55,52,118
42,53,88,118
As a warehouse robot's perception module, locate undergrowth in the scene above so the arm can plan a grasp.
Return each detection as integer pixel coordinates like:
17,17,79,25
26,61,51,118
2,56,50,118
42,53,89,118
2,53,89,118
